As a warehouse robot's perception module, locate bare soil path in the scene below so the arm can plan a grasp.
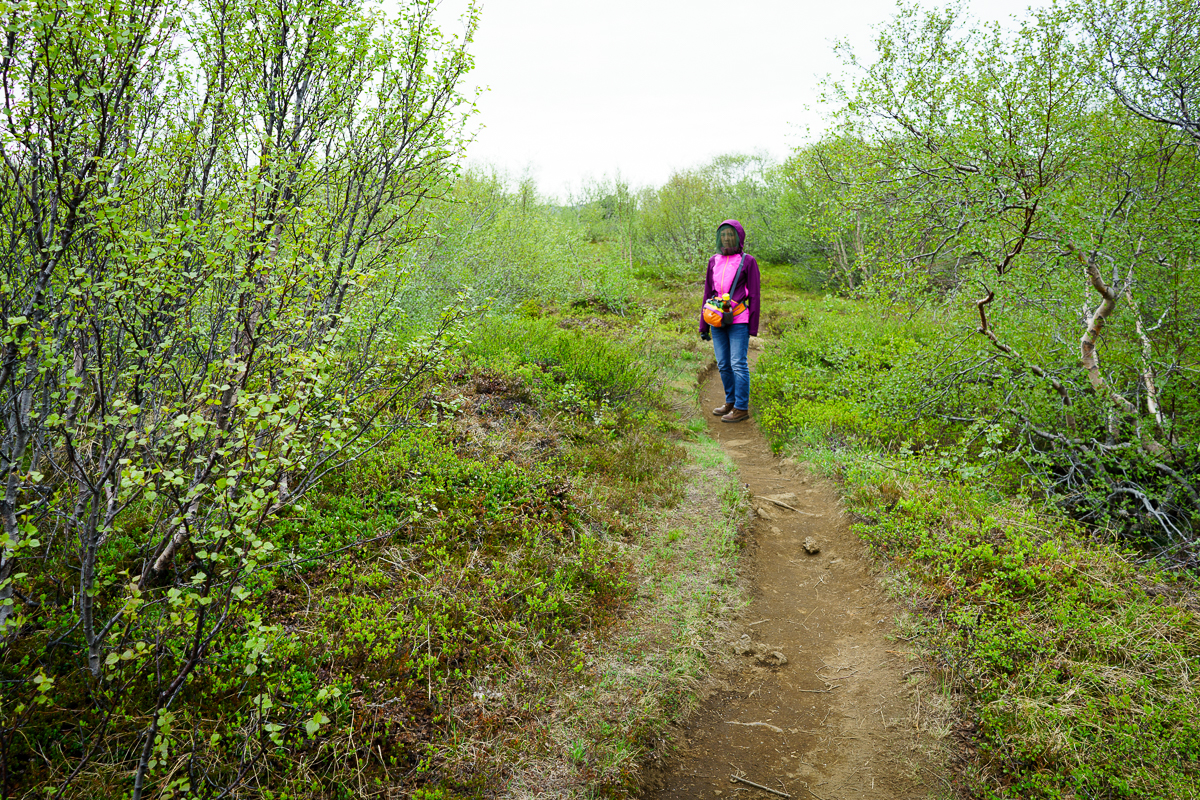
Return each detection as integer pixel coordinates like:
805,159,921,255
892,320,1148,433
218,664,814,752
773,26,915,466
643,353,943,800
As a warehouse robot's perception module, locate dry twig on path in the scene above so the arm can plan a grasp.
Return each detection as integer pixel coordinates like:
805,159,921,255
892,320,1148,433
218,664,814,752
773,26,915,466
725,720,784,733
754,495,823,517
730,774,792,797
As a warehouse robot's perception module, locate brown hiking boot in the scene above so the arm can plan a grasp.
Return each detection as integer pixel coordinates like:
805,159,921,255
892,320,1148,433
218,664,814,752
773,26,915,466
712,402,734,416
721,407,750,423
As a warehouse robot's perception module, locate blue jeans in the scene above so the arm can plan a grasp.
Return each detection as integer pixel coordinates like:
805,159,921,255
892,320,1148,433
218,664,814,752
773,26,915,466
711,323,750,410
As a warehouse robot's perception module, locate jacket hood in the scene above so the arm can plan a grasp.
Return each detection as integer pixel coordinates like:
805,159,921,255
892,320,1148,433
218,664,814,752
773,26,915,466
716,219,745,253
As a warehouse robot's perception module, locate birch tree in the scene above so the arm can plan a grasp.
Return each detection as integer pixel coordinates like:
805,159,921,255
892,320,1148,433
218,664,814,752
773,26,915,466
825,3,1200,554
0,0,477,794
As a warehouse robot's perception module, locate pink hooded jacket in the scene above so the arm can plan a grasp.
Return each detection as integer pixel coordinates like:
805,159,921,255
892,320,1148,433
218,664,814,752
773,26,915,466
699,219,761,337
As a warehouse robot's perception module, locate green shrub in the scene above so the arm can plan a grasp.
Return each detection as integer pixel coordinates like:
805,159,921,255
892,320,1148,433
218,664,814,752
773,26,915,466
466,315,652,404
754,295,935,450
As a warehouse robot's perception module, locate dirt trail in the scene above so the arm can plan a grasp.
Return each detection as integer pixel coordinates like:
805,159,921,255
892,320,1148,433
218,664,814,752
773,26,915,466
644,354,941,800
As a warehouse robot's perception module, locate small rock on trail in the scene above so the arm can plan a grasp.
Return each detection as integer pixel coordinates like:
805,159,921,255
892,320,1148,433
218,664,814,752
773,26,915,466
730,635,789,667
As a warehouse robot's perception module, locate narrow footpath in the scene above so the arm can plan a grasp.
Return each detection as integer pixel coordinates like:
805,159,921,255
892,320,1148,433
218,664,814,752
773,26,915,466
645,353,943,800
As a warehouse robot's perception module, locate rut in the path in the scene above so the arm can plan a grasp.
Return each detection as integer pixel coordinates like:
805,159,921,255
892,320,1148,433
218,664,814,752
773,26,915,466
643,356,943,800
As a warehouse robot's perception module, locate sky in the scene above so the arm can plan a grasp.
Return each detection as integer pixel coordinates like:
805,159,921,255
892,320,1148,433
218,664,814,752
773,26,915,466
431,0,1047,201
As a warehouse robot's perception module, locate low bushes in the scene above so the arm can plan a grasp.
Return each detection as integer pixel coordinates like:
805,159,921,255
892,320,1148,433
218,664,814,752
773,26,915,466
847,466,1200,799
755,292,1200,800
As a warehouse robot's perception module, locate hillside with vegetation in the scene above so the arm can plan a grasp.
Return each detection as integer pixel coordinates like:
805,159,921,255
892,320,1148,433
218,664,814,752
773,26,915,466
0,0,1197,798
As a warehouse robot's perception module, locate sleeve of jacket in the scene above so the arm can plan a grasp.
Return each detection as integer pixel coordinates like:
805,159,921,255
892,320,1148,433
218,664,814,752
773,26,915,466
698,256,716,334
746,256,761,337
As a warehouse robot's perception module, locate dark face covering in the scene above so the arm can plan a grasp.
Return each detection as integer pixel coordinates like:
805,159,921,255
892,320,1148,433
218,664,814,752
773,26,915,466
718,226,739,255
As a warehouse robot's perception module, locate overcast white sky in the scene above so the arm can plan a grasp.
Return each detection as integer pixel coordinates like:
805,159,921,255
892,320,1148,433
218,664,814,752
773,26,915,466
432,0,1046,201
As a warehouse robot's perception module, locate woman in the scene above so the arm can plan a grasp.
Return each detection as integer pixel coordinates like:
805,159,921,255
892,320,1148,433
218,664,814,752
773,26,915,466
699,219,760,423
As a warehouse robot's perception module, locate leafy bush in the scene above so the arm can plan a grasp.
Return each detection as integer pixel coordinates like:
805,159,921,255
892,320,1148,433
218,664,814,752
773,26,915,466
466,315,653,405
807,1,1200,555
404,170,637,318
754,294,936,449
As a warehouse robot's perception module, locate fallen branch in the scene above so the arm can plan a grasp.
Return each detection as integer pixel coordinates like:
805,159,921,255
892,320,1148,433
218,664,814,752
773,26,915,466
730,774,792,798
725,720,784,733
1152,459,1200,510
754,496,822,517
